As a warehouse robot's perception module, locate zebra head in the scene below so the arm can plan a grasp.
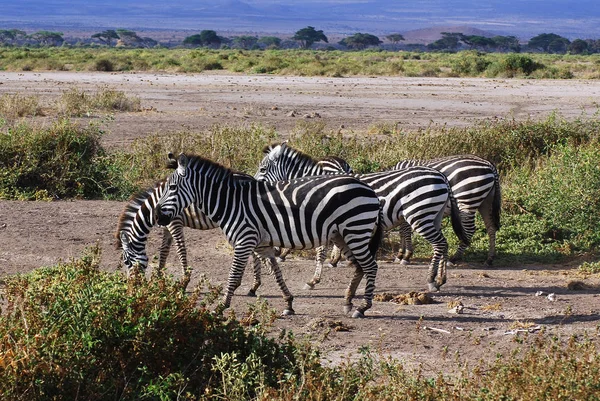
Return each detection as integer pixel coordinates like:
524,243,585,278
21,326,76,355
119,230,148,273
255,141,290,182
155,153,194,226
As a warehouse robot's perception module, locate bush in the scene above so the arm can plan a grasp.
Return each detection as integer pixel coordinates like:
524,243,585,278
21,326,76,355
0,247,305,400
0,119,136,199
93,58,114,71
504,142,600,251
0,93,43,120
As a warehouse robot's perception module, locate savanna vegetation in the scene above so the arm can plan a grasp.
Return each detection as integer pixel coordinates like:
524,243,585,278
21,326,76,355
1,47,600,78
2,71,600,399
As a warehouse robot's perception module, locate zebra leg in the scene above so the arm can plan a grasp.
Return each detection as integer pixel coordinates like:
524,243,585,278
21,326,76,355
157,227,173,279
276,247,291,262
449,211,476,265
336,239,377,318
247,253,262,297
255,249,295,315
328,244,342,267
479,196,498,266
305,246,326,290
222,246,255,309
428,237,449,292
394,222,413,265
169,223,192,290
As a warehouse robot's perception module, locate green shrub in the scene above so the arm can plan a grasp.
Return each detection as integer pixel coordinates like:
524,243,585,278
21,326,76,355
0,247,303,400
0,119,135,199
504,142,600,251
93,58,114,71
451,51,491,76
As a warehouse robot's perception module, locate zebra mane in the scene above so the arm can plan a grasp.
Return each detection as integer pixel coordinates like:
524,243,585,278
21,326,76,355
183,154,249,181
114,180,166,249
265,143,317,165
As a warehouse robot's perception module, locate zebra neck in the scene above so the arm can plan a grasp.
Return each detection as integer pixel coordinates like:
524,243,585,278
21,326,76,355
195,173,236,226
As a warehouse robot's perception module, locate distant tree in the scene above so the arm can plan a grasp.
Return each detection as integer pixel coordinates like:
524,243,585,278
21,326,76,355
339,33,382,50
31,31,64,46
91,30,119,46
568,39,588,54
115,29,143,47
427,32,461,51
0,29,26,45
386,33,405,45
293,26,328,49
528,33,569,53
183,30,222,48
460,35,495,50
585,39,600,54
141,37,158,48
491,35,521,52
547,37,570,54
258,36,281,49
232,35,258,49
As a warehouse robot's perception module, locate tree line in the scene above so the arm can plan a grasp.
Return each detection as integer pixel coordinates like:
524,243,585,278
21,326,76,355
1,26,599,54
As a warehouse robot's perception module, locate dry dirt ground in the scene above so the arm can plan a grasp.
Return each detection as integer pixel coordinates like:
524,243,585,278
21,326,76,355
1,72,599,372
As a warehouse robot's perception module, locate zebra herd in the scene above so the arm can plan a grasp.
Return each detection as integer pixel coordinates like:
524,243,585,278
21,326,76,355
116,143,501,318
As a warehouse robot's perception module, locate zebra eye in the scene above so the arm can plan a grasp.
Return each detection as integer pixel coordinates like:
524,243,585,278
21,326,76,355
169,184,177,191
259,167,266,173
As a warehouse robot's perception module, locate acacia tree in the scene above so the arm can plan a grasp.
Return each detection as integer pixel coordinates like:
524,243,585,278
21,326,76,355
292,26,328,49
427,32,461,51
232,35,258,49
528,33,570,53
0,29,26,46
91,30,119,46
183,30,221,48
258,36,281,49
568,39,589,54
339,33,382,50
386,33,405,49
31,31,64,46
491,35,521,52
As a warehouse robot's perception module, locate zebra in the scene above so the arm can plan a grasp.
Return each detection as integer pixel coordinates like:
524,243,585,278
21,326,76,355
155,153,384,318
116,176,266,293
274,155,354,264
393,155,501,266
255,143,470,292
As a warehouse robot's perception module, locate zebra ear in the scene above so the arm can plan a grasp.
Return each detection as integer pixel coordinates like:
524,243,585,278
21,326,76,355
177,153,188,176
166,152,178,169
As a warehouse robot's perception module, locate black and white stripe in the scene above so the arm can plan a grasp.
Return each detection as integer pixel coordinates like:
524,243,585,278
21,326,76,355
155,153,384,317
116,176,264,293
255,143,469,291
394,155,501,265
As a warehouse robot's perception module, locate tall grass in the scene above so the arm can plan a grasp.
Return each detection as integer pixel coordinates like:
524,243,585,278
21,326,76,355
2,47,600,78
1,252,599,400
0,93,44,120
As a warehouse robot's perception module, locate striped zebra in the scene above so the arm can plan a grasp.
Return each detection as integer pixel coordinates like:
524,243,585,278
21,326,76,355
394,155,501,266
116,176,265,293
275,155,354,264
155,153,384,317
255,143,469,292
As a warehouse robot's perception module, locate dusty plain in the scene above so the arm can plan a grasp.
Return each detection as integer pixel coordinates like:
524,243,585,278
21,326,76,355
1,71,599,372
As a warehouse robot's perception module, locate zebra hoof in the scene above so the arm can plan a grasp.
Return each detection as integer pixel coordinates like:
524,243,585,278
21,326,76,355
303,283,315,290
400,259,410,266
282,309,295,316
343,304,353,314
247,289,257,297
428,282,440,292
276,257,286,263
328,262,337,268
393,257,402,263
351,310,365,319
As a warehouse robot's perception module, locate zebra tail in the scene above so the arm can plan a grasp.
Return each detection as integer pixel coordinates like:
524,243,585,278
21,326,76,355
449,191,471,247
492,172,502,231
369,208,385,259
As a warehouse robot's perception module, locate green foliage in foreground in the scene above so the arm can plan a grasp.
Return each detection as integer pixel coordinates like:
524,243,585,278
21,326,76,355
1,47,600,78
0,248,304,400
1,253,599,400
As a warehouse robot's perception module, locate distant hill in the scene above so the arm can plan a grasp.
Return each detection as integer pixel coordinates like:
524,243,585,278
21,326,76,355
3,0,600,40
